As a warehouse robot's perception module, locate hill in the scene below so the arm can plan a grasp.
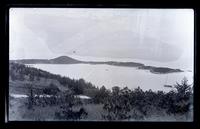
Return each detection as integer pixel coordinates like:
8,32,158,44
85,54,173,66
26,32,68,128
49,56,82,64
11,56,183,74
9,62,192,121
11,56,81,64
9,62,98,96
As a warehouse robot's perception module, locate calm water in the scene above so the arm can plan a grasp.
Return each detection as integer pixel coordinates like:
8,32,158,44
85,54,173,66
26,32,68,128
29,64,193,92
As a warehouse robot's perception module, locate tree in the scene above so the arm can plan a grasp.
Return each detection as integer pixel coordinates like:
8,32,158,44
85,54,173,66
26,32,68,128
175,77,192,95
112,86,120,95
102,87,132,120
173,77,192,114
93,86,110,104
130,87,147,116
70,79,85,95
54,91,88,120
27,86,35,110
43,83,60,95
167,77,193,114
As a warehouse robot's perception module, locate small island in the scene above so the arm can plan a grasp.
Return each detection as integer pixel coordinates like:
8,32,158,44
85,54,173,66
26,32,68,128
11,56,184,74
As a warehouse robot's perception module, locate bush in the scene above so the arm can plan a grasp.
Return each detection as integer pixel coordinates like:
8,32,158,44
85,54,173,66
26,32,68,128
26,87,35,110
102,78,193,120
54,92,88,120
102,87,132,120
93,86,110,104
43,83,60,95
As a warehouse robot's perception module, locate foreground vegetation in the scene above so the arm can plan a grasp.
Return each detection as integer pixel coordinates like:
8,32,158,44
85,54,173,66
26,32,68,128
9,62,193,121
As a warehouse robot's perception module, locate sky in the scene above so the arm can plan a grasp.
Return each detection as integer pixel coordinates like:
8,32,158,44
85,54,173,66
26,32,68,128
9,8,194,69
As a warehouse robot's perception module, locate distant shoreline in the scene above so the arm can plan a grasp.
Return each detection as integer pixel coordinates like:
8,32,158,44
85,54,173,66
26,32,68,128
10,56,184,74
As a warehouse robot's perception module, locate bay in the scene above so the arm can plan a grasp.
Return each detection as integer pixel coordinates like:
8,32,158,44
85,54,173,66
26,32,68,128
29,64,193,92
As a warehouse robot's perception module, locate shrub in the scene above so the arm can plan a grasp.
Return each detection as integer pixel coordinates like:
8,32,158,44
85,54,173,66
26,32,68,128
102,87,132,120
54,92,88,120
93,86,110,104
26,87,35,110
43,83,60,95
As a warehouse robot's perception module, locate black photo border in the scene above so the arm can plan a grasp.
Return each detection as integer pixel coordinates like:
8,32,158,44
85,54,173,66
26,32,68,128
0,0,199,129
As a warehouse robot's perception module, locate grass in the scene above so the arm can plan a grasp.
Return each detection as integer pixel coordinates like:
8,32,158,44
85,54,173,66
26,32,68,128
82,104,105,121
9,96,193,121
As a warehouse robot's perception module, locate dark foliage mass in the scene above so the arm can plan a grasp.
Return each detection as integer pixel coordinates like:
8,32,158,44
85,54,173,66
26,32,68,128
101,78,193,120
9,62,98,95
26,89,87,120
10,62,193,121
54,93,88,120
42,83,60,95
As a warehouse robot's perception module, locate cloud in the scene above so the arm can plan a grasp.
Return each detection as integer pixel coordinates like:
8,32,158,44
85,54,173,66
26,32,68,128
10,8,193,62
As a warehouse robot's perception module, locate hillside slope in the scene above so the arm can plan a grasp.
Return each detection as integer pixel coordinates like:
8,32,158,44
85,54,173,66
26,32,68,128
11,56,81,64
9,62,98,96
